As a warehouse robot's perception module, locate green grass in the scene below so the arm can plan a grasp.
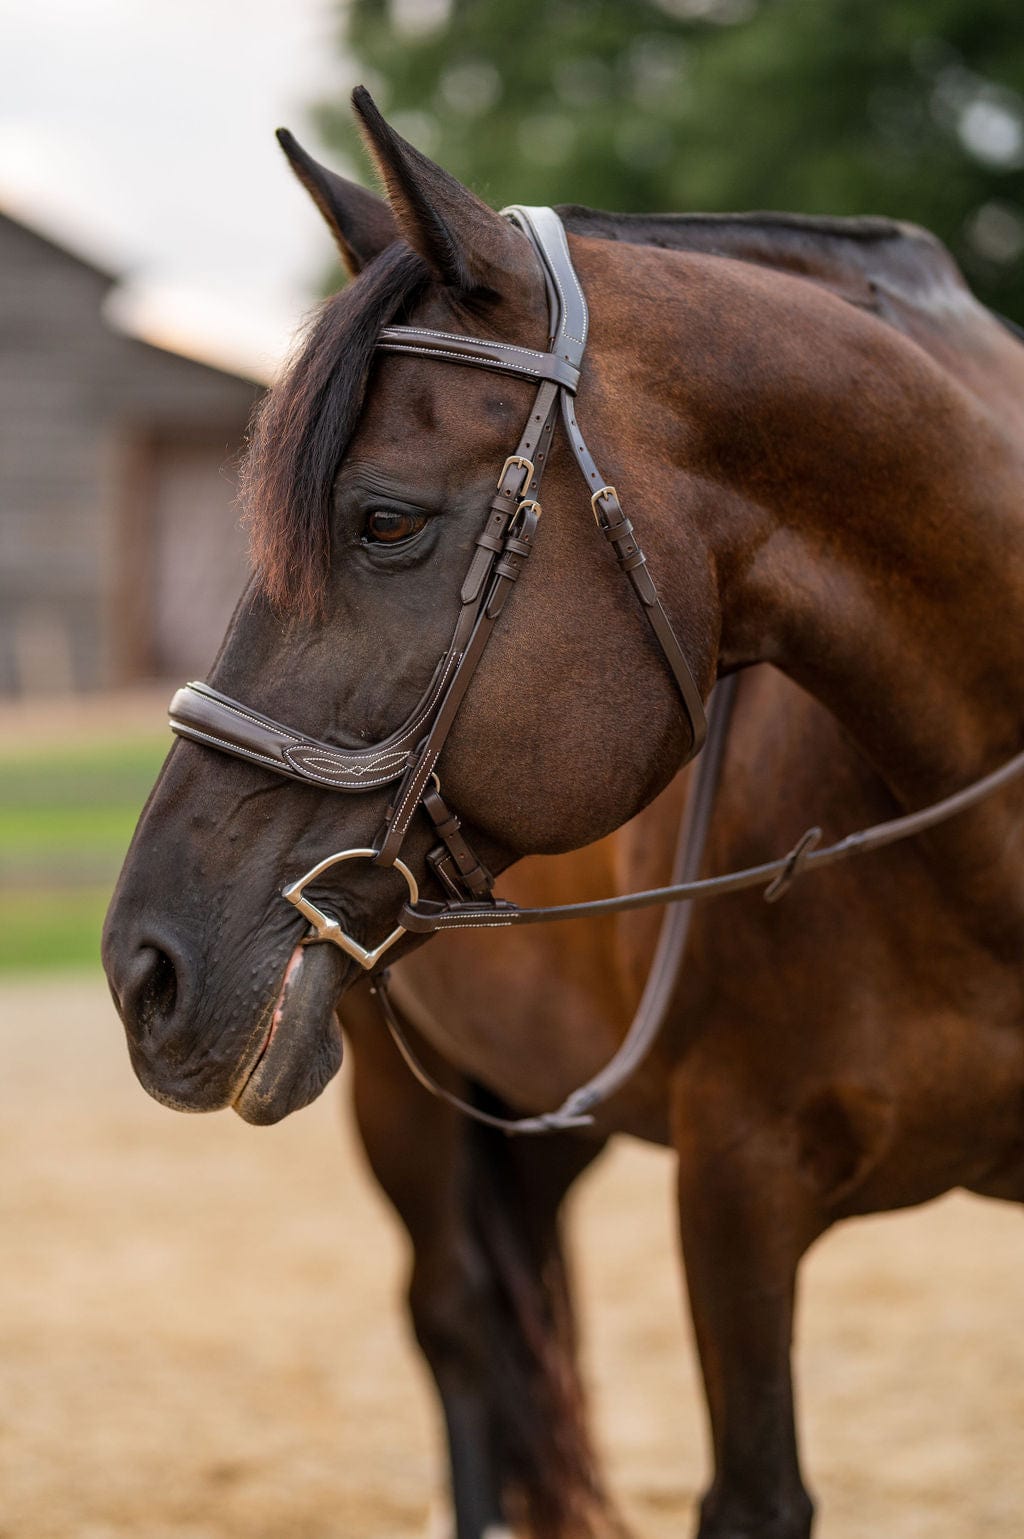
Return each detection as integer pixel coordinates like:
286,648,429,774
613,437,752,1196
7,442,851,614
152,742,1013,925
0,736,168,972
0,888,117,971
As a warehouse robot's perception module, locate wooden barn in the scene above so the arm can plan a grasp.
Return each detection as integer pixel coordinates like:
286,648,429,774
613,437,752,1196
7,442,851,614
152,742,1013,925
0,206,264,695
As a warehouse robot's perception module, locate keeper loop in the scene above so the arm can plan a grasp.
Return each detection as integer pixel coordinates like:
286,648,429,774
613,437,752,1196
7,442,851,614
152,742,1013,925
764,827,823,903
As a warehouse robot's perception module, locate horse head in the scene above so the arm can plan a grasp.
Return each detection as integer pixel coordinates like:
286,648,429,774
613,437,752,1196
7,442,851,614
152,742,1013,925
102,89,719,1124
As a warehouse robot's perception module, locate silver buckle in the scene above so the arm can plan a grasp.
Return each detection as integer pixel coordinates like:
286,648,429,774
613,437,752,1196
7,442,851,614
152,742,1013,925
511,498,542,527
590,485,618,525
282,847,419,971
498,455,535,495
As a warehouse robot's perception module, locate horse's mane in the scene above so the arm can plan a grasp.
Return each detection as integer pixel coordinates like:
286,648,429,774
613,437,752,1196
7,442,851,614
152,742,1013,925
241,240,428,613
557,203,971,320
557,205,922,246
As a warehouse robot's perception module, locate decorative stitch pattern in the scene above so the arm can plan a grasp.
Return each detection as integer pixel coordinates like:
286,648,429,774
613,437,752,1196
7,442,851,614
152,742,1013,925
181,651,460,784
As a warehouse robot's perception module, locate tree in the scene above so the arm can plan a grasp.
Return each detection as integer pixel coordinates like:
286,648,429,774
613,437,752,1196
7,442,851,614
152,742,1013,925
316,0,1024,318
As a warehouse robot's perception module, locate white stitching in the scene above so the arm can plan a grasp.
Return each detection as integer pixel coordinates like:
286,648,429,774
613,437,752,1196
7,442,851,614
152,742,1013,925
507,208,587,348
429,917,515,930
184,690,301,746
172,725,405,789
545,214,589,347
397,649,458,741
281,764,403,790
382,326,552,362
286,649,457,790
170,726,287,772
378,343,544,379
559,239,589,346
189,650,459,785
389,745,441,844
288,750,407,776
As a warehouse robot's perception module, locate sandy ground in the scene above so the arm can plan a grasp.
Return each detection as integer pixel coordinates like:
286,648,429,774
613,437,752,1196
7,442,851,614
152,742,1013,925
3,971,1024,1539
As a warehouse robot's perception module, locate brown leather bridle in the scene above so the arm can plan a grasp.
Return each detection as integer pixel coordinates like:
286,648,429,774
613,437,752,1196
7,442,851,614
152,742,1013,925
169,206,707,949
168,206,1024,1134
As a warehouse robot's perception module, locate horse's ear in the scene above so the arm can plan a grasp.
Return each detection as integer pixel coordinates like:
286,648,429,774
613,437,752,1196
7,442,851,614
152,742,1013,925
276,128,398,276
351,86,531,295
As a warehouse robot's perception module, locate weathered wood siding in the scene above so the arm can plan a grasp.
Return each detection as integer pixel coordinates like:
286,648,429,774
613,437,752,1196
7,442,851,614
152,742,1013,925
0,212,262,693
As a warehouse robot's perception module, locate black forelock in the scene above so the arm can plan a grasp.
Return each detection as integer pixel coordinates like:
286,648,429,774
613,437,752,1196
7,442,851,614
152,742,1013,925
241,240,429,613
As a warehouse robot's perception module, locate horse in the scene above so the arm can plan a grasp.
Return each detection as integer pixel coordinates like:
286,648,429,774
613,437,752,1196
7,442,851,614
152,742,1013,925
103,86,1024,1539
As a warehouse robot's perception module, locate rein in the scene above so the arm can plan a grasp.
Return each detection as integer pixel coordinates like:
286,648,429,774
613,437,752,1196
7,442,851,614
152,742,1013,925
168,205,1024,1135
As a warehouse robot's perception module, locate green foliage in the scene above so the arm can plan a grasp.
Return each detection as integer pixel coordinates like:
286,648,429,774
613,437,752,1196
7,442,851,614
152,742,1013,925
0,737,167,972
317,0,1024,317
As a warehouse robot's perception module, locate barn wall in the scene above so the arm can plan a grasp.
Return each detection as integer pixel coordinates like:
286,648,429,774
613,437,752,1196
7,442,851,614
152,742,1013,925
0,212,262,694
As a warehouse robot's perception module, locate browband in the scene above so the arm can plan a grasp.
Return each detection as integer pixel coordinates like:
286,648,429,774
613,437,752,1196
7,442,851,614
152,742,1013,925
376,326,581,391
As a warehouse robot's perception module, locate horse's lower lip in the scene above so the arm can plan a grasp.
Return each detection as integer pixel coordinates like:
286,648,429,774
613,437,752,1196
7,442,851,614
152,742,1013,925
233,941,349,1124
235,943,306,1097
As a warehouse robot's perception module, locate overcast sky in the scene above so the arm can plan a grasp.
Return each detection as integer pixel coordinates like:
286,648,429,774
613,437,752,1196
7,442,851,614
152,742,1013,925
0,0,360,378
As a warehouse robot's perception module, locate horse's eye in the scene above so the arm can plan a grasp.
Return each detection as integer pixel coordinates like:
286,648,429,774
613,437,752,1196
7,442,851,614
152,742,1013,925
363,509,428,545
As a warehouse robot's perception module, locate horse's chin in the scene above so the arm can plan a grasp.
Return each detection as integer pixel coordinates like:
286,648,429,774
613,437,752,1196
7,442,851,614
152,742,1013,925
232,941,351,1126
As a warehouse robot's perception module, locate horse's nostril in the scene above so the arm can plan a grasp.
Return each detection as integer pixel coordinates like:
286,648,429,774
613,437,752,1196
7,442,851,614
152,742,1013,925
125,944,180,1042
144,946,178,1021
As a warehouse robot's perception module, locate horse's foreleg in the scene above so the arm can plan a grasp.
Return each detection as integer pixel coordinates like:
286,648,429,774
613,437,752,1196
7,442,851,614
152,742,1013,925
344,984,613,1539
672,1073,820,1539
343,985,506,1539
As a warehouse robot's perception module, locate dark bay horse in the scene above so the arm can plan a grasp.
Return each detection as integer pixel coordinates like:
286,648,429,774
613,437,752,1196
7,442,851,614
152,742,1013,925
103,87,1024,1539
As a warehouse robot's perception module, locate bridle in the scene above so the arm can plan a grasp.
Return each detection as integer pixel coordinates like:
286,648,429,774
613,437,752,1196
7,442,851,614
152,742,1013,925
168,206,1024,1134
170,207,706,920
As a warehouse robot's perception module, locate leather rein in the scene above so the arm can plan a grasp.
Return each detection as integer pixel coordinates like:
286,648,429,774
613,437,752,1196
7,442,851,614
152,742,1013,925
168,205,1024,1135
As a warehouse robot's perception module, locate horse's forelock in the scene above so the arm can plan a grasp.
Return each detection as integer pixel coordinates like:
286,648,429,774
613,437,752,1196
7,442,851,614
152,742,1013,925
241,241,429,616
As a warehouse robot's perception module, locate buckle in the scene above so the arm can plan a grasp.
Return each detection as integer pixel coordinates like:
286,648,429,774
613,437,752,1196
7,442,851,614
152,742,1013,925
498,455,535,495
511,498,542,527
282,847,419,970
590,485,618,525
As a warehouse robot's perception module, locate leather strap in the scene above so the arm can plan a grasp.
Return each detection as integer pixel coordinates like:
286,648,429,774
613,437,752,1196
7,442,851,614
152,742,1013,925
503,205,590,364
509,204,706,753
422,783,494,899
376,326,581,391
399,733,1024,935
369,675,737,1136
373,499,542,866
588,478,707,753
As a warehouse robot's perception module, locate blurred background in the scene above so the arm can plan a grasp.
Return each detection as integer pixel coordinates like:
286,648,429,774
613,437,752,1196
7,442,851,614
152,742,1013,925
3,4,1024,1537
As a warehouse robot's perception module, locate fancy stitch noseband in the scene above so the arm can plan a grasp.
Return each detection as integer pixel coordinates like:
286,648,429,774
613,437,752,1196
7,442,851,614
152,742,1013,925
169,206,1024,1134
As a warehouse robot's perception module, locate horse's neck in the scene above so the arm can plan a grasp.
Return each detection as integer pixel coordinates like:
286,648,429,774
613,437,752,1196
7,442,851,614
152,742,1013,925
582,237,1024,917
708,280,1024,783
564,204,1024,426
560,204,938,322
